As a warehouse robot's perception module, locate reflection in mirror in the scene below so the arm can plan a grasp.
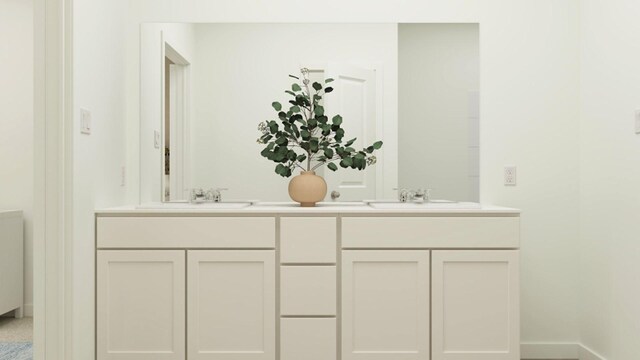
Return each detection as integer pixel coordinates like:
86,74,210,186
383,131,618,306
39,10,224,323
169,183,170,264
140,23,479,203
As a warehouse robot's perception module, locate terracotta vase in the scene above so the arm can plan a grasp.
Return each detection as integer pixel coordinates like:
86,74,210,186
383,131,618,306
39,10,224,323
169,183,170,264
288,171,327,207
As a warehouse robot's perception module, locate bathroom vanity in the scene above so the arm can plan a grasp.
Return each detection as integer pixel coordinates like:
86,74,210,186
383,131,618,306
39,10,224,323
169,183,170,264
95,203,520,360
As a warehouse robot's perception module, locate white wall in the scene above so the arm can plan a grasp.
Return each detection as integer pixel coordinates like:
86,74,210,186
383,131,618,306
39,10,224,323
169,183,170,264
187,23,397,201
0,0,34,316
398,23,479,201
579,0,640,358
70,0,129,357
140,23,195,203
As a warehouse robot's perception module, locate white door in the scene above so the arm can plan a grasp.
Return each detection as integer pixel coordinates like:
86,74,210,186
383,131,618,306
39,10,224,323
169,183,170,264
97,250,186,360
324,63,378,201
342,250,430,360
187,250,276,360
431,250,520,360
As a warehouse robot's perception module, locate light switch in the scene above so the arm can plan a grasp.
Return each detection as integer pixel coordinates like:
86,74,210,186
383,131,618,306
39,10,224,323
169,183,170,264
504,166,517,186
635,110,640,134
154,130,161,149
80,108,91,135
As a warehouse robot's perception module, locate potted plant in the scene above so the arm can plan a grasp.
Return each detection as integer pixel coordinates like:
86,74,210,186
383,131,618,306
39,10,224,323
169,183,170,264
257,68,383,207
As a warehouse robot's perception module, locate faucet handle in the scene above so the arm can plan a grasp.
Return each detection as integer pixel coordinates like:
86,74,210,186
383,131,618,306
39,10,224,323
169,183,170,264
393,187,410,202
207,188,228,202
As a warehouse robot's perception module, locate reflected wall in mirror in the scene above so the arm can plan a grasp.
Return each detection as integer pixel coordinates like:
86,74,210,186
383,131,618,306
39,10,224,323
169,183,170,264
140,23,479,203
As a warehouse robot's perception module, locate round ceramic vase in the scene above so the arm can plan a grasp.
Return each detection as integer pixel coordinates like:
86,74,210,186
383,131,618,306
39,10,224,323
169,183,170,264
288,171,327,207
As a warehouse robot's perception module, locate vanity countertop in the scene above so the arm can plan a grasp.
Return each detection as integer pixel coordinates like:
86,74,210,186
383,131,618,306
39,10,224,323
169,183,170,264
96,202,520,216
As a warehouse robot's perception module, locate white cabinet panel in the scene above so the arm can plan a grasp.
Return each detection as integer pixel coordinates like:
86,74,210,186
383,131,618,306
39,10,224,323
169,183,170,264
280,318,336,360
280,217,336,263
281,266,336,316
187,250,275,360
97,217,275,248
432,250,520,360
343,216,520,248
97,250,185,360
342,250,430,360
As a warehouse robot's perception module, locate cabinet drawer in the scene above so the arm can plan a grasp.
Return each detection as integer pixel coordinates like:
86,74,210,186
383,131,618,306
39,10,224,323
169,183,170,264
281,266,336,316
97,217,275,248
342,217,520,248
281,318,336,360
280,217,336,263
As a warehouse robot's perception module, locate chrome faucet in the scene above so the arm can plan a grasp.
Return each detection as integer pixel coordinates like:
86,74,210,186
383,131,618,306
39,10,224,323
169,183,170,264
190,188,228,203
396,188,432,203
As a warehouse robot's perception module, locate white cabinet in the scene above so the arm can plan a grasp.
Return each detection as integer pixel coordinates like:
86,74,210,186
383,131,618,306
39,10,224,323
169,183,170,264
341,250,430,360
97,250,185,360
187,250,275,360
96,212,520,360
431,250,520,360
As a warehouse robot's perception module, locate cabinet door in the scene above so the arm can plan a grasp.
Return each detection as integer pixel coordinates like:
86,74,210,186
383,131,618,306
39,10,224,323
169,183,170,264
187,250,275,360
97,250,186,360
342,250,430,360
432,250,520,360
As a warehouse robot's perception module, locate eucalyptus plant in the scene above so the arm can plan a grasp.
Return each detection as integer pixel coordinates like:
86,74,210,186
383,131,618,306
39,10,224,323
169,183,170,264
258,68,383,177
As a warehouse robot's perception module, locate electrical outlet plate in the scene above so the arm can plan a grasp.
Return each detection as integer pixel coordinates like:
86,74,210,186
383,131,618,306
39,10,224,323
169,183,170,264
635,110,640,134
80,108,91,135
504,166,517,186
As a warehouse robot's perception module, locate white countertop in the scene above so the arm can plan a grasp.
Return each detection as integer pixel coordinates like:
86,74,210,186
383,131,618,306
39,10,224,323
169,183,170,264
96,202,520,216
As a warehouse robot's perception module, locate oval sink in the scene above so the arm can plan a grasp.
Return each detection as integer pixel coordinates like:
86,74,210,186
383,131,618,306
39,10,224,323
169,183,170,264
136,201,253,210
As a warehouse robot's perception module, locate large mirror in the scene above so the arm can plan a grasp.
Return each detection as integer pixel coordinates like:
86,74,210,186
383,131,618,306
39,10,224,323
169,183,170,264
139,23,479,203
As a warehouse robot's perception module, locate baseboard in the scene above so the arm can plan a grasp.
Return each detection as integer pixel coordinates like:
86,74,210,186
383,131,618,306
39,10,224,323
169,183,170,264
23,303,33,317
521,343,607,360
521,342,579,359
578,345,606,360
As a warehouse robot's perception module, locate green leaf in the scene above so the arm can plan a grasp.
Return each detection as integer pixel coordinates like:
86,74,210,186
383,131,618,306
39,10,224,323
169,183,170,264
373,141,383,150
327,162,338,171
340,157,353,167
314,105,324,116
289,74,300,80
296,154,307,163
268,121,278,134
275,136,288,146
325,78,334,83
285,90,296,96
324,87,334,93
307,118,317,128
290,105,301,113
310,139,319,152
272,102,282,111
301,130,311,140
292,83,302,92
332,115,343,125
344,138,356,147
324,148,334,158
312,82,322,91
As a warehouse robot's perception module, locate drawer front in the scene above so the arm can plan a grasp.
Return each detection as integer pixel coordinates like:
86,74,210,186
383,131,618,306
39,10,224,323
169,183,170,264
280,217,337,263
342,217,520,249
281,266,336,316
97,217,275,248
281,318,336,360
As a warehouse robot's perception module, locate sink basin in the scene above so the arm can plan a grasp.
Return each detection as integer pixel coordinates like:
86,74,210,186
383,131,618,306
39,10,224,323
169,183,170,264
136,201,252,210
366,201,481,210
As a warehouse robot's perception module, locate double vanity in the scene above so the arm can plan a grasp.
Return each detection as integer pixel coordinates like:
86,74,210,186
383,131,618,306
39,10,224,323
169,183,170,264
95,202,520,360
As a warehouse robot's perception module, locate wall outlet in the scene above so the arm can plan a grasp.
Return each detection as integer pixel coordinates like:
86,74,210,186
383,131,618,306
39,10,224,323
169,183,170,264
80,108,91,135
504,166,517,186
635,110,640,134
154,130,161,149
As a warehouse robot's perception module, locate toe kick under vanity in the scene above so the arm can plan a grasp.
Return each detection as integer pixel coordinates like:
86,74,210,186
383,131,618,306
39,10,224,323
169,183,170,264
95,204,520,360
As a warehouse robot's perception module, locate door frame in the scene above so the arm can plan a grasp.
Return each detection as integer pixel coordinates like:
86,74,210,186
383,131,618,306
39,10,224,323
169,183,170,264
160,34,191,202
34,0,72,359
